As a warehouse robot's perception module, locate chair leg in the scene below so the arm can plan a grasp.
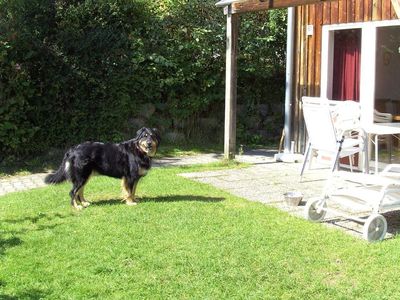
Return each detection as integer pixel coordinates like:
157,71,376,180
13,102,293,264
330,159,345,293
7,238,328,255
331,149,341,173
300,143,311,177
349,155,354,172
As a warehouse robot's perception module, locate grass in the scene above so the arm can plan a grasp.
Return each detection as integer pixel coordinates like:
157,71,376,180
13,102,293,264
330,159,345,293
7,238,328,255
1,163,400,299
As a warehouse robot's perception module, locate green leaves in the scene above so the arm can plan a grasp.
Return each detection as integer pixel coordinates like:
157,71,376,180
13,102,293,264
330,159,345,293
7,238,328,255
0,0,287,159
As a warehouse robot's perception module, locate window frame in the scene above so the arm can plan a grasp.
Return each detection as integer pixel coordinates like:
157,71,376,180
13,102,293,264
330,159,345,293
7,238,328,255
320,19,400,126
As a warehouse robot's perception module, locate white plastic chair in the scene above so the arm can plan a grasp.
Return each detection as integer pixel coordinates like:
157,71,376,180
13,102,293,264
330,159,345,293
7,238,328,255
374,109,393,123
300,97,364,177
374,109,393,157
332,100,362,137
305,164,400,242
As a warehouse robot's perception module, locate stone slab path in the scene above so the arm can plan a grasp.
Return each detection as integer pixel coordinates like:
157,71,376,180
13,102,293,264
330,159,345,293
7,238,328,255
180,153,400,241
0,149,271,196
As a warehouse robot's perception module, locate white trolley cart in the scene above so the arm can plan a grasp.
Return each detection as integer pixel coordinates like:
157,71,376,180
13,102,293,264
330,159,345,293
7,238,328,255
305,164,400,242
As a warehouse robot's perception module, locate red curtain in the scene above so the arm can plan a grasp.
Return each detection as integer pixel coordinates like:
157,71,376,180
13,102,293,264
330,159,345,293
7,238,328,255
332,29,361,101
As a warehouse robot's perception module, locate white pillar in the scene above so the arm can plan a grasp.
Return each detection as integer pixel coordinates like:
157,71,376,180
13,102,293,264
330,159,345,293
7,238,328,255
360,24,377,126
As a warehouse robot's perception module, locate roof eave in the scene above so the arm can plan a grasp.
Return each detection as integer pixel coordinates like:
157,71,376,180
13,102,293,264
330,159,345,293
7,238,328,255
215,0,239,7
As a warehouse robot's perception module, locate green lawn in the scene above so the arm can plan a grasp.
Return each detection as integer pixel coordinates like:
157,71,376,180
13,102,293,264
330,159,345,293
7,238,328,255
1,163,400,299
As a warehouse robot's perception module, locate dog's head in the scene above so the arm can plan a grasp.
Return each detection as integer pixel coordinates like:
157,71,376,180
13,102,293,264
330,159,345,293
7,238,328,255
136,127,161,157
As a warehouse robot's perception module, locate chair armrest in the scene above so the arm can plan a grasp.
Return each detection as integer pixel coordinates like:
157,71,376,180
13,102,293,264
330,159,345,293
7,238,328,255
381,164,400,176
374,110,393,123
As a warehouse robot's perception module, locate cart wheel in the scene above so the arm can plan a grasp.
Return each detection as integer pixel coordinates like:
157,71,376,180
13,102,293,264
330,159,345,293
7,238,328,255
362,214,387,242
305,197,327,222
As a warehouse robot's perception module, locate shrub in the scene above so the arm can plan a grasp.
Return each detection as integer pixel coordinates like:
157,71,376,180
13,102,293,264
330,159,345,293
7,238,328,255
0,0,286,159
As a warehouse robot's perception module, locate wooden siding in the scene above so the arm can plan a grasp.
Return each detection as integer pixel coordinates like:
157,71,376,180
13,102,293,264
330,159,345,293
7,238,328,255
292,0,399,152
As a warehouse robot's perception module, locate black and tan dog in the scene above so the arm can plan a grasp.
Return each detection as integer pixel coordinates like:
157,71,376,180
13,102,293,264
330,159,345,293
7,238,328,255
45,127,161,209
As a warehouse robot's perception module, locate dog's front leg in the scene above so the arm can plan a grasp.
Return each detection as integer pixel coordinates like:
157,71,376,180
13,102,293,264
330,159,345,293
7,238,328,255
121,177,139,206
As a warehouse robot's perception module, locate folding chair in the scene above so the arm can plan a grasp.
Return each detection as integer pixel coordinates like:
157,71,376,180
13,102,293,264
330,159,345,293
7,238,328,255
300,97,364,177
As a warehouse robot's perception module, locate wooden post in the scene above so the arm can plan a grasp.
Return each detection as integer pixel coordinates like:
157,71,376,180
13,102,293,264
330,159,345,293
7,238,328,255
224,5,239,160
392,0,400,18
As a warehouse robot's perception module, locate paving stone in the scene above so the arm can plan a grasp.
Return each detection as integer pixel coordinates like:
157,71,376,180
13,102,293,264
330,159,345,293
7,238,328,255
179,155,400,241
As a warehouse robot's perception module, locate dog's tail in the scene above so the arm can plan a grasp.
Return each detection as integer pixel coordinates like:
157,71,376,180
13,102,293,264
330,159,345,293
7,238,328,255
44,152,71,184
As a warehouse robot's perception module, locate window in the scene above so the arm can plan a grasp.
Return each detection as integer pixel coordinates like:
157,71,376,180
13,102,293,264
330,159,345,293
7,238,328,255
321,20,400,125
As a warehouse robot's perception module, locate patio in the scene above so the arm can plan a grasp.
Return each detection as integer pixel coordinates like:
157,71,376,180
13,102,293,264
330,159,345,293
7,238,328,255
180,149,400,241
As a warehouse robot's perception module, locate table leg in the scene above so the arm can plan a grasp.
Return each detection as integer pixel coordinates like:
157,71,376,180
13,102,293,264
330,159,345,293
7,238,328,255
375,134,379,174
364,134,370,174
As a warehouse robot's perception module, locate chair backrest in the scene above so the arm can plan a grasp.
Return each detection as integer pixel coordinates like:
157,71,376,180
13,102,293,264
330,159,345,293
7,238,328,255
374,109,393,123
302,97,339,152
331,100,361,136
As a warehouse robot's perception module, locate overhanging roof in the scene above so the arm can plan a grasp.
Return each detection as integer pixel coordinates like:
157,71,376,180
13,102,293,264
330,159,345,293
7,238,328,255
215,0,238,7
216,0,332,14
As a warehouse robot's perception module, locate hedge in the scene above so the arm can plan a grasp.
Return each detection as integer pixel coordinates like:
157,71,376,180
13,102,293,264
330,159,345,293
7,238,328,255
0,0,286,159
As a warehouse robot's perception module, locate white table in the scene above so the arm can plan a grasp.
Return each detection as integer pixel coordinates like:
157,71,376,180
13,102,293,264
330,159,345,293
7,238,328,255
363,123,400,174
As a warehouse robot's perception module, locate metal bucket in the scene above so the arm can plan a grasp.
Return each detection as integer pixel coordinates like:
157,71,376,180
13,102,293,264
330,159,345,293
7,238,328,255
283,191,303,206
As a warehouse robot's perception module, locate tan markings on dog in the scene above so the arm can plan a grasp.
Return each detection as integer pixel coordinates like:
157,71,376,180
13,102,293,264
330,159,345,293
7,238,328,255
75,173,95,209
138,167,147,176
121,177,138,206
132,182,138,198
148,140,157,157
127,182,138,205
121,177,130,199
139,140,148,153
78,186,91,207
138,139,158,157
72,197,83,210
125,198,137,206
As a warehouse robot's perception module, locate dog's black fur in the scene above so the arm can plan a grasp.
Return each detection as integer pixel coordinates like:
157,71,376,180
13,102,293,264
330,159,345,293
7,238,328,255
45,127,161,209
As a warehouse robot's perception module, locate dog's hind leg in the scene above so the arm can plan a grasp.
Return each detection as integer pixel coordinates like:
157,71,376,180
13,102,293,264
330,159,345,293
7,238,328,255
70,186,83,210
70,172,91,210
78,185,91,208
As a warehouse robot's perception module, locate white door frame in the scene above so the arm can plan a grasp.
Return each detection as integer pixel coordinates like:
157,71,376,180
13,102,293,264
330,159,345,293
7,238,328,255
320,19,400,126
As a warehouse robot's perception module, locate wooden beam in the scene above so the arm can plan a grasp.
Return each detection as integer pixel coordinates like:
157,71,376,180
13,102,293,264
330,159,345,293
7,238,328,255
392,0,400,18
231,0,333,14
224,6,239,160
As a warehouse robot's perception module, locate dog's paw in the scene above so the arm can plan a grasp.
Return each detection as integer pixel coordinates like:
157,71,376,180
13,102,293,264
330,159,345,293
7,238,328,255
81,201,91,208
74,205,84,210
126,199,138,206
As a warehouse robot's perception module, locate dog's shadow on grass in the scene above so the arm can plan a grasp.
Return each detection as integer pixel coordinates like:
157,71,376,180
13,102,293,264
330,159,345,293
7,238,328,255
143,195,225,203
0,276,47,299
0,286,48,300
92,195,225,206
1,212,74,256
3,212,73,225
0,236,22,256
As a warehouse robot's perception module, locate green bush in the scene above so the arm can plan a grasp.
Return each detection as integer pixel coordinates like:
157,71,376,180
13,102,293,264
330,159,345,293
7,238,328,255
0,0,286,159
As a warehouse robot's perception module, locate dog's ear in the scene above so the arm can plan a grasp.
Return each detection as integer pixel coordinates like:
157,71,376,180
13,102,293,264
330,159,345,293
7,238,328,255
152,128,161,145
136,127,146,137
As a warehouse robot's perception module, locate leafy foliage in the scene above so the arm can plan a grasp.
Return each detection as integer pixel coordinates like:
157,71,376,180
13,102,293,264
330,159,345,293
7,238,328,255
0,0,286,159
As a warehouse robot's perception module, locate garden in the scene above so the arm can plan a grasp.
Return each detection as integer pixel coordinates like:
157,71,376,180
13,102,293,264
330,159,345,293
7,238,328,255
2,164,400,299
2,1,400,299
